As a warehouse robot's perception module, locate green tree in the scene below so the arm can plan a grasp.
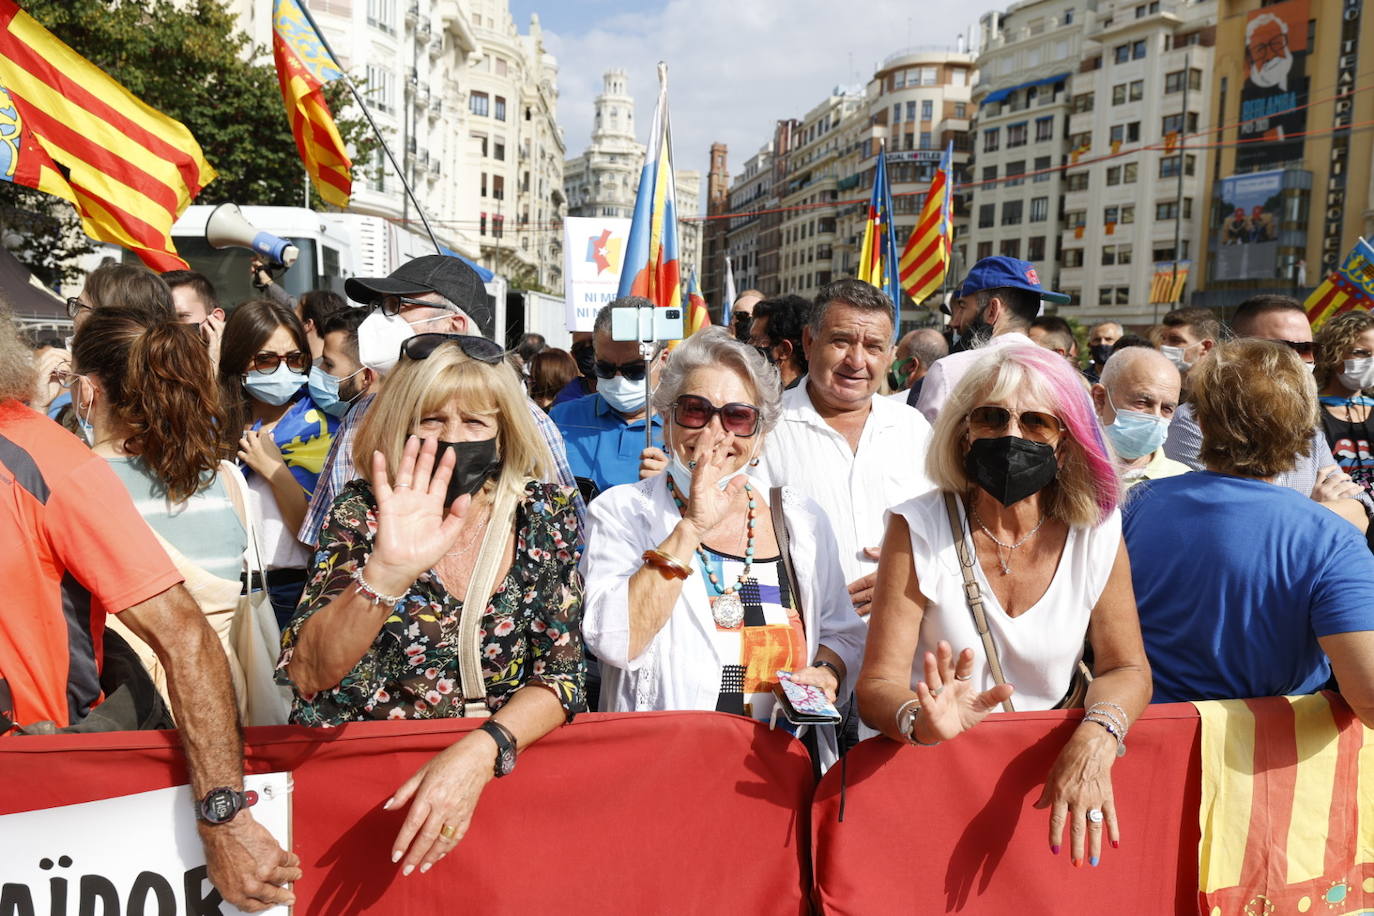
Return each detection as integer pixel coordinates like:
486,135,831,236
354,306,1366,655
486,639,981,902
0,0,377,285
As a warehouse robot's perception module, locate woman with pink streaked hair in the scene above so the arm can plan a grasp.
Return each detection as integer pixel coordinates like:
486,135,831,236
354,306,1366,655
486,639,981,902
856,343,1151,871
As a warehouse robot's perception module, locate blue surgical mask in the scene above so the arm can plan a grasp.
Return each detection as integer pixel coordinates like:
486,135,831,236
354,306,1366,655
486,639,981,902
243,362,306,407
598,372,648,415
1103,392,1170,460
73,376,95,445
307,365,364,417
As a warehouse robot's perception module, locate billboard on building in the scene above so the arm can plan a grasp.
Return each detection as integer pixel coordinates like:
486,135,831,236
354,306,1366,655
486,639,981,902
1237,0,1309,170
1213,169,1284,280
563,216,632,332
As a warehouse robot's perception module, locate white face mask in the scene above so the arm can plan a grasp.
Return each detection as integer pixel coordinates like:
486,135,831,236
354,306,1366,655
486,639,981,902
1339,357,1374,391
357,309,451,373
1160,345,1194,373
598,372,648,415
665,428,754,499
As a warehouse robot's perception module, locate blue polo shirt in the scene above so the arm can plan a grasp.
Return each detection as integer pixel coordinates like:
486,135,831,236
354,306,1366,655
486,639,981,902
549,393,664,495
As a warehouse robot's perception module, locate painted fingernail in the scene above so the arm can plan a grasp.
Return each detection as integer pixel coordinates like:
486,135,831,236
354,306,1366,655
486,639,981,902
1089,856,1099,867
1051,845,1060,856
391,850,401,863
420,863,431,874
1072,858,1082,868
382,798,393,810
402,864,414,877
1111,839,1120,849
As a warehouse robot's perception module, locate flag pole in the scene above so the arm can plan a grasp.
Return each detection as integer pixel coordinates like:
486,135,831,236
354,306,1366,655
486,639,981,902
294,2,444,256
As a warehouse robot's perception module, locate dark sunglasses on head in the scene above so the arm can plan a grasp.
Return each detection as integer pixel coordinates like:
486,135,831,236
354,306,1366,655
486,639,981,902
379,295,455,317
967,404,1064,444
1278,339,1316,357
248,350,309,373
672,394,761,437
66,297,91,319
401,332,505,364
594,358,648,382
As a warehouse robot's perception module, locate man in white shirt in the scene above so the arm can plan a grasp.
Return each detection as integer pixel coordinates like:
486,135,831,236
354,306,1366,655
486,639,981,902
756,279,934,615
917,256,1072,424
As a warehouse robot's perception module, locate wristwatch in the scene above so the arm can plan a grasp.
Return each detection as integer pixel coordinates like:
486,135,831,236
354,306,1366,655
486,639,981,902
479,720,518,778
196,786,257,825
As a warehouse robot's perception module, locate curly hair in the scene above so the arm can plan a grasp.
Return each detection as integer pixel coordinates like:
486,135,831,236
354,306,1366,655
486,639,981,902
72,306,225,503
1313,309,1374,390
1191,339,1316,478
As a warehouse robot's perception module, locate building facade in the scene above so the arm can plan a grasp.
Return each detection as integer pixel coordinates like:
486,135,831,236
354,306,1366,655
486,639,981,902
700,142,730,314
724,141,774,297
563,69,703,286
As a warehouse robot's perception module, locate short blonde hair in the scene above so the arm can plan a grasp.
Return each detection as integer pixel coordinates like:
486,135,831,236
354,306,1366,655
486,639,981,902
353,341,552,504
927,344,1120,527
1191,338,1315,478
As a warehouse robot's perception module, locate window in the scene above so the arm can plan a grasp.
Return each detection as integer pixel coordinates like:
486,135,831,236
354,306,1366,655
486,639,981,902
983,128,1000,152
1155,198,1193,220
479,212,487,235
492,175,504,200
1035,116,1055,142
1161,112,1199,136
1112,83,1127,105
367,0,395,33
1114,44,1130,64
480,172,487,196
1122,162,1138,183
1027,236,1046,261
1129,80,1143,101
954,102,967,118
1002,200,1023,225
1034,156,1052,182
977,241,994,260
1109,122,1140,144
1030,196,1049,222
1066,171,1089,191
366,65,394,113
1063,8,1074,24
1165,68,1204,94
1071,92,1094,113
1098,286,1115,306
893,103,901,123
1065,210,1086,228
1006,160,1026,186
1063,248,1084,268
494,96,507,121
1132,39,1147,59
1107,165,1122,186
1069,130,1093,151
1103,204,1135,224
1000,238,1021,258
952,69,967,86
978,203,996,228
1007,122,1028,147
1158,154,1197,178
495,57,508,77
470,91,489,116
920,67,938,86
920,131,933,149
921,99,933,120
1102,245,1119,266
982,165,999,183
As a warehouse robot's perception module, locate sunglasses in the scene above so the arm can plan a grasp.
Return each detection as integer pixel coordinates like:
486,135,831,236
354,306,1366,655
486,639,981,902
672,394,761,437
753,345,776,365
594,358,648,382
379,295,455,317
248,350,309,373
66,297,91,320
1278,339,1316,357
401,332,505,364
967,405,1065,444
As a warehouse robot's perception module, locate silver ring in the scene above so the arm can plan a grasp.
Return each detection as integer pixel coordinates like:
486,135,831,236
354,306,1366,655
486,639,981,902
955,674,972,681
929,687,943,698
687,459,697,470
394,482,412,489
1087,808,1104,824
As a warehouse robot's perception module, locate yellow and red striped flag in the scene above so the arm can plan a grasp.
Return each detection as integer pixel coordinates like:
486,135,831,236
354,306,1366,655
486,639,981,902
1196,693,1374,914
1306,238,1374,331
1149,261,1190,304
898,143,954,307
0,0,215,270
272,0,352,208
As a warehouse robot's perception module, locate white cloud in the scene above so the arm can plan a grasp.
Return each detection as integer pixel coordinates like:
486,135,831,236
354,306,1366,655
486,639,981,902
542,0,995,214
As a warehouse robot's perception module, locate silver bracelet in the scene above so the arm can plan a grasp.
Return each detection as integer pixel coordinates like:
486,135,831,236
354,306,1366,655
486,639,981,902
352,566,408,607
1087,701,1128,722
895,698,940,746
1082,714,1128,757
1085,707,1127,735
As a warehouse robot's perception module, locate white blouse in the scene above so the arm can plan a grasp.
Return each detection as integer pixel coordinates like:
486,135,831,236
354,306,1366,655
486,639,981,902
890,489,1122,710
580,475,868,769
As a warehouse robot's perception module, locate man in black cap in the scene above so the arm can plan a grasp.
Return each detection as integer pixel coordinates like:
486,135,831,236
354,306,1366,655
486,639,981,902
298,255,584,547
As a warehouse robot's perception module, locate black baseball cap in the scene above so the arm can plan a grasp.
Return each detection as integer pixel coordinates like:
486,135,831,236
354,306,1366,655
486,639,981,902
345,255,493,337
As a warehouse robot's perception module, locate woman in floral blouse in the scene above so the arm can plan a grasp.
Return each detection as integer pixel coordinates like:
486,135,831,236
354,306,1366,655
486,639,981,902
278,333,585,877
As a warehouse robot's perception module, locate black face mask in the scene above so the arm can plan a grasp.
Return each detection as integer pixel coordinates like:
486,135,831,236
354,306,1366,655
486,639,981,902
1089,343,1113,365
571,340,596,380
964,436,1058,507
436,438,502,506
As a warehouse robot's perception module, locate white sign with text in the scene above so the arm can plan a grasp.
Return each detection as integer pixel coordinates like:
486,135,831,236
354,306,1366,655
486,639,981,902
563,216,632,332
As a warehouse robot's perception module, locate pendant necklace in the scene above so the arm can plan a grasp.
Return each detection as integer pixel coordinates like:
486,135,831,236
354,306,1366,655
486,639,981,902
667,476,756,629
969,506,1046,575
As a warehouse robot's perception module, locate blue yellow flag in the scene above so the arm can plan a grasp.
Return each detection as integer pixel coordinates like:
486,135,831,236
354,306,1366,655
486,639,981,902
1306,238,1374,331
684,268,709,340
616,62,680,313
273,0,351,208
857,141,901,315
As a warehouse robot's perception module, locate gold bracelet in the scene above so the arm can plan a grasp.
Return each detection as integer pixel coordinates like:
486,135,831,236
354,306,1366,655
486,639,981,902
642,548,691,580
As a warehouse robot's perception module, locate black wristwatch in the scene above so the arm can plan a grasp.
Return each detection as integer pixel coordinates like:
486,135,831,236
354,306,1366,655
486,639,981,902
479,720,517,778
196,786,257,825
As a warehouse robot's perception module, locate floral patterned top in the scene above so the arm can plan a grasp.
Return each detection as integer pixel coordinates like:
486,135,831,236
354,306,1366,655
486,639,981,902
278,478,586,725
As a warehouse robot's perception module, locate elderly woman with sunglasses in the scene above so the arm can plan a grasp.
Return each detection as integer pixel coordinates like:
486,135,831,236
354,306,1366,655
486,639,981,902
581,327,866,770
278,333,585,875
857,344,1151,869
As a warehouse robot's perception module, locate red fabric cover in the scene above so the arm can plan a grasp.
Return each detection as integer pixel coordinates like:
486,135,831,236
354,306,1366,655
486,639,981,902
0,711,814,915
811,704,1203,915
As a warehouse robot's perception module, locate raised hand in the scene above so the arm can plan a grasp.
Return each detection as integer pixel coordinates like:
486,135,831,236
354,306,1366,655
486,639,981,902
909,641,1015,743
365,436,472,591
679,425,748,537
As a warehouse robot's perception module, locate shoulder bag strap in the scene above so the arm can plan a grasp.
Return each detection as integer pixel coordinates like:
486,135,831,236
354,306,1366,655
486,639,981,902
769,487,804,621
942,492,1015,713
458,481,523,717
220,461,266,592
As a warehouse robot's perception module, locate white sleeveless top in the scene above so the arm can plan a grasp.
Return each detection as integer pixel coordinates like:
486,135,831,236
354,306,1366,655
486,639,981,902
889,490,1122,710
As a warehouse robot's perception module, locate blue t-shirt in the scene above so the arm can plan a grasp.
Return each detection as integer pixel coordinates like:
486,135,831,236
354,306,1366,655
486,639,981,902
549,392,663,495
1122,471,1374,703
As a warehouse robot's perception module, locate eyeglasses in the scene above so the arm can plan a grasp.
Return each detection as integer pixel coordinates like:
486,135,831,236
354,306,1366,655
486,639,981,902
401,332,505,364
379,295,455,317
672,394,761,437
66,297,91,320
967,405,1065,444
248,350,309,373
594,358,648,382
1278,339,1316,357
52,369,78,389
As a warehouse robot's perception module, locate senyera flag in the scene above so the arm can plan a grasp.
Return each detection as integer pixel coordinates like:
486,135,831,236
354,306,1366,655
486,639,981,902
856,140,901,311
898,142,954,307
1306,237,1374,331
680,267,709,347
273,0,352,209
0,0,215,270
616,61,680,313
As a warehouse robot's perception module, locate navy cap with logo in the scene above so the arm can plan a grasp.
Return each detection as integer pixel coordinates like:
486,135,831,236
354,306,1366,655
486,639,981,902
956,256,1072,305
345,255,494,338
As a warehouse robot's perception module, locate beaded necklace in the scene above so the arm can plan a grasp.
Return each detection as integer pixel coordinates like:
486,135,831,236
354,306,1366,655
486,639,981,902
666,475,755,628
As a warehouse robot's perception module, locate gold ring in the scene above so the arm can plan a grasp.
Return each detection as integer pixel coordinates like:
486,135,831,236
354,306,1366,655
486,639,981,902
440,824,457,839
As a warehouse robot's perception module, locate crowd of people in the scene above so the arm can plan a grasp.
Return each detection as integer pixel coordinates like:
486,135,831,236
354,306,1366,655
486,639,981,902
4,251,1374,905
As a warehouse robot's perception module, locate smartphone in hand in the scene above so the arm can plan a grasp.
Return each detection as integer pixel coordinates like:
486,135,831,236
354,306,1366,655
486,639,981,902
773,670,842,725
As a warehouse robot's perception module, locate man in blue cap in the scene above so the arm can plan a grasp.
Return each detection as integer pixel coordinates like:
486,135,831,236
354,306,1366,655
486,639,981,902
916,256,1071,423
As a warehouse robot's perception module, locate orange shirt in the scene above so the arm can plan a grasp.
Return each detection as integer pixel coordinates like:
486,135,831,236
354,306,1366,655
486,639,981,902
0,402,181,729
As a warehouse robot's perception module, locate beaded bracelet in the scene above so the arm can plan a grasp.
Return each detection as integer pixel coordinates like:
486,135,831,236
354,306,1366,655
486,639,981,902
1082,713,1128,757
352,566,407,607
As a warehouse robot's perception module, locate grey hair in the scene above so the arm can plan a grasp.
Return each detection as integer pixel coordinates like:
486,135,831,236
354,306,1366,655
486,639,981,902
651,326,782,436
908,328,949,370
1099,345,1177,391
810,278,894,336
0,307,34,404
593,296,667,358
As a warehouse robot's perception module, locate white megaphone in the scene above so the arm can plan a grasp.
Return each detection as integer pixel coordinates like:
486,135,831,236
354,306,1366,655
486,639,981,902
205,203,299,269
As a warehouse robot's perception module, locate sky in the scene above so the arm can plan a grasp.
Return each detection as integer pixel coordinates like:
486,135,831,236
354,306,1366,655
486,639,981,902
507,0,999,214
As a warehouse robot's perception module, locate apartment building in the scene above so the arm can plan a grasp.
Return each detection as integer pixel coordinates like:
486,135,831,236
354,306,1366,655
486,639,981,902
723,141,774,296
